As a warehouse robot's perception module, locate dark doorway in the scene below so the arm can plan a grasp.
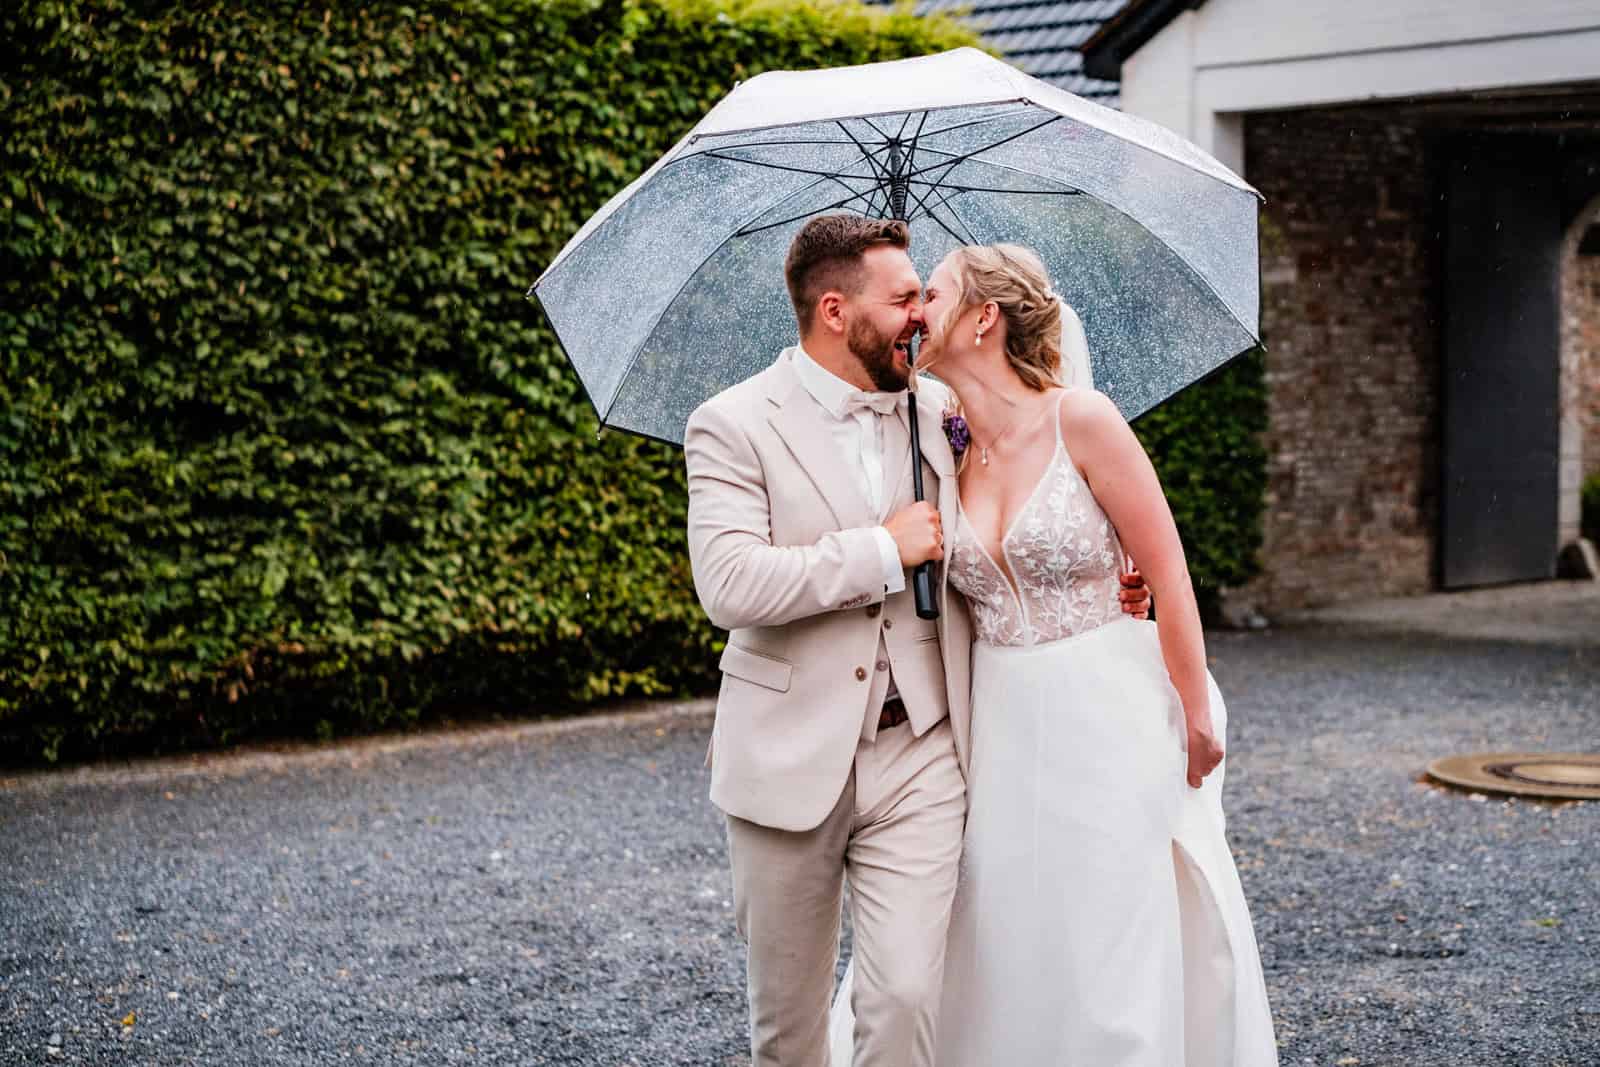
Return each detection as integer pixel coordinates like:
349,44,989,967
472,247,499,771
1440,137,1563,588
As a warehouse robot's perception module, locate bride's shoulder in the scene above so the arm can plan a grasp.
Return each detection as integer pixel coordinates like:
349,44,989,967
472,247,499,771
1053,387,1132,457
1053,386,1121,428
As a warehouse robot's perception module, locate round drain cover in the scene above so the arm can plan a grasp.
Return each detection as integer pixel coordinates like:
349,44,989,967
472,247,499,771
1427,752,1600,800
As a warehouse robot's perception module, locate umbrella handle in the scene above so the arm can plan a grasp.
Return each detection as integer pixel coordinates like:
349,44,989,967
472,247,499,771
905,396,940,621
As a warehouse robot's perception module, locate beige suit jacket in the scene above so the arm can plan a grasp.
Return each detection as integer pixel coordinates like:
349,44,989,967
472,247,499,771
685,348,973,832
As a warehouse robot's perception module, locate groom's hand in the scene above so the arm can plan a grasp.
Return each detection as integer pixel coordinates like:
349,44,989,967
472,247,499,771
884,502,944,567
1119,568,1151,619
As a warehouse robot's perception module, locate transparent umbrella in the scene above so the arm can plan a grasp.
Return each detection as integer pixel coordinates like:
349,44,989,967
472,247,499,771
528,46,1262,447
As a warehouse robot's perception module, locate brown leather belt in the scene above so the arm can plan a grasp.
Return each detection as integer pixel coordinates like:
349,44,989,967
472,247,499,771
878,697,910,731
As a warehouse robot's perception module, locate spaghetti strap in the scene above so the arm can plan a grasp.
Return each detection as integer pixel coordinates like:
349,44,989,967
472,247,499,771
1053,387,1072,457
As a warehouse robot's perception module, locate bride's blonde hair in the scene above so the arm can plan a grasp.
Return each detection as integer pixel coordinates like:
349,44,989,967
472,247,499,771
935,244,1063,392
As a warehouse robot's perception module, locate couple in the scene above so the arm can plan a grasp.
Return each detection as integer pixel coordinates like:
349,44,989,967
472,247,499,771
683,215,1277,1066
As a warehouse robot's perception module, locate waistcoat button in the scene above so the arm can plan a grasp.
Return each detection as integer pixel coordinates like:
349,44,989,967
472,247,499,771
866,604,881,618
854,666,867,681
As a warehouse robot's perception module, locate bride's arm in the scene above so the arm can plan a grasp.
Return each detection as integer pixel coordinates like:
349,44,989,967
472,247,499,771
1057,390,1223,787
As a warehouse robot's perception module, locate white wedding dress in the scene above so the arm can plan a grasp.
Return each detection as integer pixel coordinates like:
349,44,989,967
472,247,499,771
829,399,1278,1066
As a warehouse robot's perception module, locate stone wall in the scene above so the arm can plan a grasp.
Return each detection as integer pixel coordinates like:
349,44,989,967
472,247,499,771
1559,204,1600,545
1235,110,1438,612
1564,224,1600,484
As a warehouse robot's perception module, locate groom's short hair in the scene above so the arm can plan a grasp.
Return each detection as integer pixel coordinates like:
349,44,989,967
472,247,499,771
784,215,910,334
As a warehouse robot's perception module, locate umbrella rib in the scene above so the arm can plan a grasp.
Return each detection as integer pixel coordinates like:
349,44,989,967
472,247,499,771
862,185,885,219
904,181,978,246
652,97,1028,148
734,182,891,237
600,124,1063,429
699,151,896,217
719,136,911,241
915,108,1032,141
909,151,1254,343
905,153,967,209
835,122,893,184
596,138,906,423
894,117,1076,211
911,180,1083,197
906,116,928,174
917,203,976,247
939,160,1264,355
701,151,885,183
596,183,850,424
901,111,932,219
931,193,985,247
677,137,864,153
903,116,1063,183
860,116,893,142
918,182,1014,245
918,183,964,216
902,157,972,244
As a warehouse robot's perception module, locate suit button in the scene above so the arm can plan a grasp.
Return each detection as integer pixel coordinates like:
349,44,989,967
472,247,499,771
882,618,893,630
854,667,867,681
866,604,881,618
875,660,888,672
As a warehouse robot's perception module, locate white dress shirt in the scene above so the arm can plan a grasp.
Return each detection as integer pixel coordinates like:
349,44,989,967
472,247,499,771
791,346,907,599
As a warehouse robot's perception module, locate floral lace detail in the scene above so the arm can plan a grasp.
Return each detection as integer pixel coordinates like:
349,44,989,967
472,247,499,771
947,526,1028,648
947,422,1125,648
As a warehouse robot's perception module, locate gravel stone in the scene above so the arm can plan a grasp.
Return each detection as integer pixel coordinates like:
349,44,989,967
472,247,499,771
2,627,1596,1065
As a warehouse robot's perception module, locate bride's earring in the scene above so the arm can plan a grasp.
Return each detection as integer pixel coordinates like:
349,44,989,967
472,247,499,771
975,329,984,346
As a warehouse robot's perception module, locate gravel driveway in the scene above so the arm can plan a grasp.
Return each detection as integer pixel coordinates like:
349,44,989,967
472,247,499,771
3,626,1597,1066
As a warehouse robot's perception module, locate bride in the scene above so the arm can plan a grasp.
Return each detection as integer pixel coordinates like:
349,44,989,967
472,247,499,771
830,244,1278,1065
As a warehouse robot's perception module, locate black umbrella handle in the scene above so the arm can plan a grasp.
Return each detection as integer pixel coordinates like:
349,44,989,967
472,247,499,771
905,394,940,621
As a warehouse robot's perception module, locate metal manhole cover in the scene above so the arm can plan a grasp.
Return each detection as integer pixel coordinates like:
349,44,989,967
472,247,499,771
1427,752,1600,800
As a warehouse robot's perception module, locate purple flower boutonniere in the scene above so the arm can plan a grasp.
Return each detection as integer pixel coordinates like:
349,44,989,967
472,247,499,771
942,409,970,461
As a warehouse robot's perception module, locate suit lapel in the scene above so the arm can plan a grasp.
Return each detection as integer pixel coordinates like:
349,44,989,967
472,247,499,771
766,350,874,530
912,383,957,482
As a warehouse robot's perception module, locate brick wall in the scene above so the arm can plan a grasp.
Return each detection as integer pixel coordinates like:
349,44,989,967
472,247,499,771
1584,254,1600,485
1559,205,1600,544
1235,111,1438,613
1567,236,1600,485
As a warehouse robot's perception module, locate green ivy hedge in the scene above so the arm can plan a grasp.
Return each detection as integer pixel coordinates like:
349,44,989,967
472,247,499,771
0,0,1263,764
1137,347,1267,613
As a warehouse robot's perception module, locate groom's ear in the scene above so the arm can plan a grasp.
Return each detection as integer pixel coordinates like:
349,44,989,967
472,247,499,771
814,291,848,337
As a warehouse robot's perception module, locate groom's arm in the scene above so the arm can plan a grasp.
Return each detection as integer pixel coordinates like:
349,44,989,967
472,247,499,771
685,402,888,631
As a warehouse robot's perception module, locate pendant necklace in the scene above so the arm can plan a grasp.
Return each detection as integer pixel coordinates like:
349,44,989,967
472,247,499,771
974,397,1050,467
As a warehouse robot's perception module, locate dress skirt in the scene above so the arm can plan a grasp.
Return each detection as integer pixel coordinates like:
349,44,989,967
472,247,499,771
830,617,1278,1066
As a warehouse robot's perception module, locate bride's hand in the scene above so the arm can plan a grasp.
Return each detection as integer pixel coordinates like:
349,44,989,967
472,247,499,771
1186,722,1223,789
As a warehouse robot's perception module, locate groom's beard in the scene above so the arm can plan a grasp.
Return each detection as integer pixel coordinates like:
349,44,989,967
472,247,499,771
848,317,910,392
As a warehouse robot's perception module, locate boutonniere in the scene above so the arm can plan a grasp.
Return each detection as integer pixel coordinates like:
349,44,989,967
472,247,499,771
941,409,970,461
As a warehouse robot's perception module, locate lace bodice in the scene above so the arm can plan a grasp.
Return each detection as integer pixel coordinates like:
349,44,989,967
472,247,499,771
947,408,1126,648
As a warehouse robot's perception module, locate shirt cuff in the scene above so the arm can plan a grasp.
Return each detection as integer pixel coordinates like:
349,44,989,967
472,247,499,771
872,526,907,597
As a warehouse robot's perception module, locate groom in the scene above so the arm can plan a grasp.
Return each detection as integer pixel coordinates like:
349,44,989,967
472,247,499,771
684,215,1144,1066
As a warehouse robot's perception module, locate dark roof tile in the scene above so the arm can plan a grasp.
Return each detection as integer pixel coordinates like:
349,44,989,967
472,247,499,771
868,0,1131,103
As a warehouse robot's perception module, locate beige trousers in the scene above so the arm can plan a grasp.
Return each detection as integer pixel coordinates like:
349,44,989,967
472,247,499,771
725,719,966,1067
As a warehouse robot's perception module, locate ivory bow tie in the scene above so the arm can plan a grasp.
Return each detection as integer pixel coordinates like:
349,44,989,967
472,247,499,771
843,391,902,417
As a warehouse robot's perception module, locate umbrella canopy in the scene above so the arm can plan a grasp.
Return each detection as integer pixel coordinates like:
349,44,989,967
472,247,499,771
531,47,1261,445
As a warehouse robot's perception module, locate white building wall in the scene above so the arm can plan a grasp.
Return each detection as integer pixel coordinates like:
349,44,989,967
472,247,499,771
1118,0,1600,170
1191,0,1600,68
